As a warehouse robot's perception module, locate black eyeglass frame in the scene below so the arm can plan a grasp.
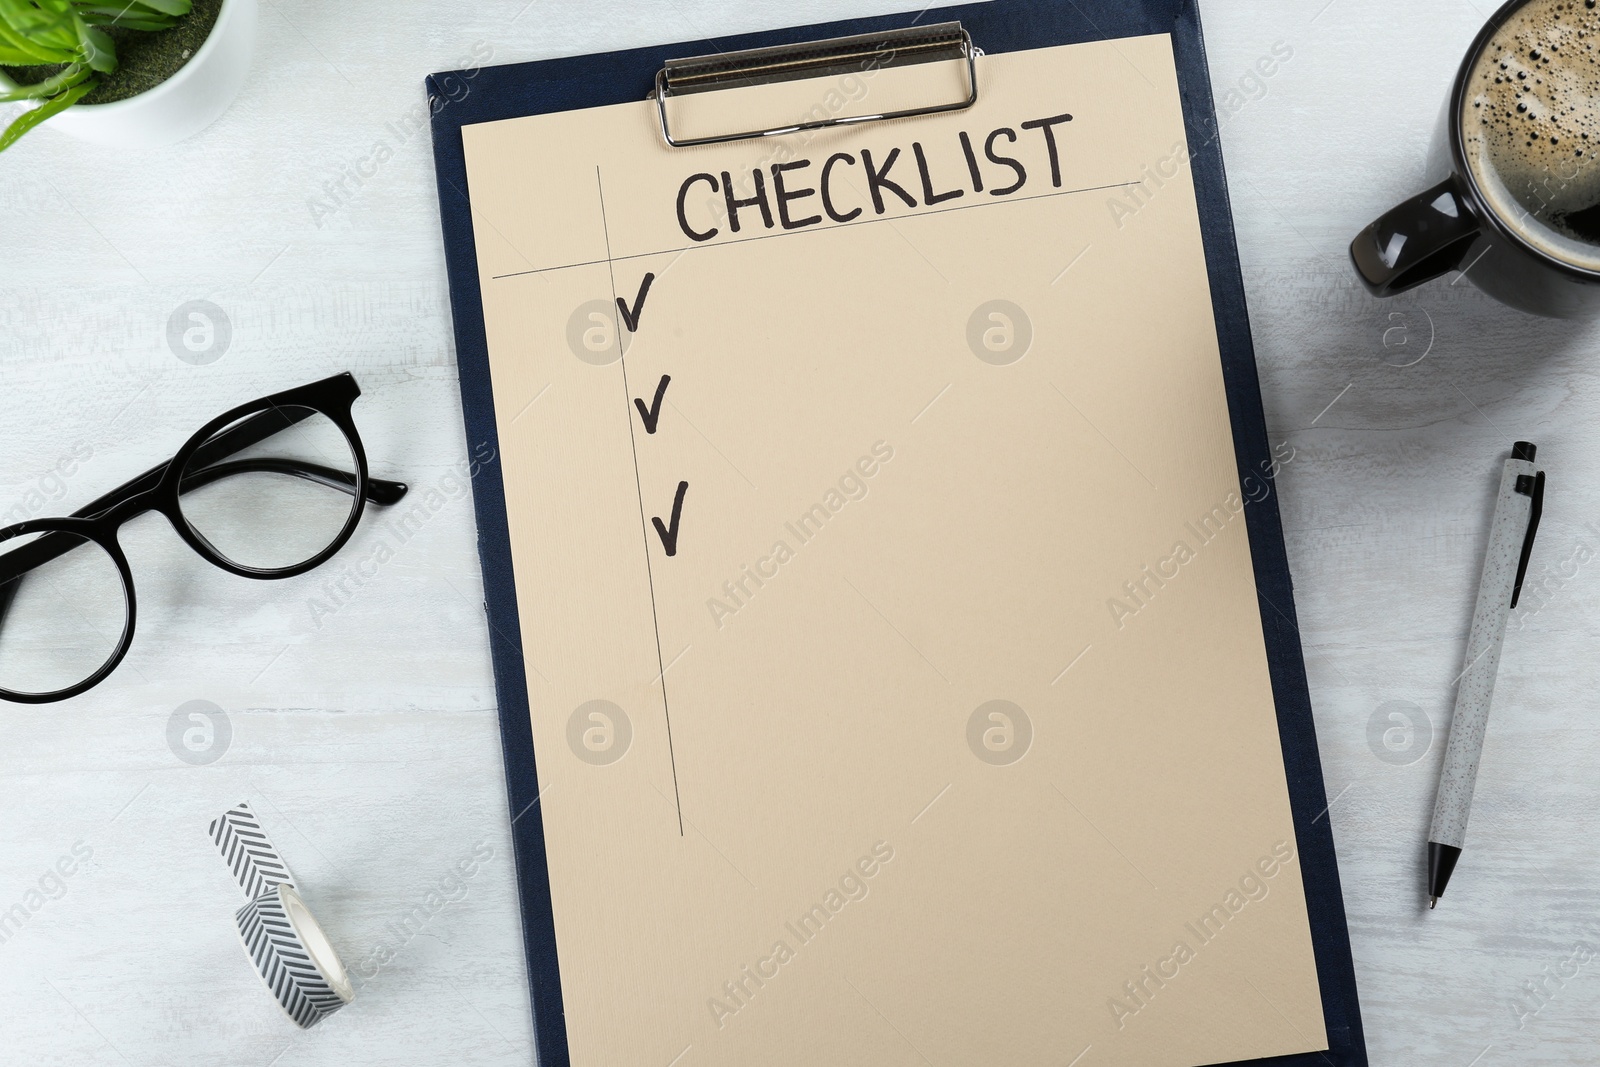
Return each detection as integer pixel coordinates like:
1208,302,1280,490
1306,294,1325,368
0,372,408,704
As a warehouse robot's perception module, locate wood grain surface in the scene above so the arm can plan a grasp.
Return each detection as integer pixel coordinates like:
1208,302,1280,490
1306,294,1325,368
2,2,1595,1065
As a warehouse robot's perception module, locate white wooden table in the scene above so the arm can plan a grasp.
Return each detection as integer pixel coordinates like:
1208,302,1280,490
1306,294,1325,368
2,1,1596,1064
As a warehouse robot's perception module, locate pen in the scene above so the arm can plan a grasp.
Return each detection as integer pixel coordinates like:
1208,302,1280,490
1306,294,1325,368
1427,441,1545,909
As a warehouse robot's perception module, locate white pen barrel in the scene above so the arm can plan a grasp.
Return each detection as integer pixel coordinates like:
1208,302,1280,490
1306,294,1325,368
1429,457,1536,848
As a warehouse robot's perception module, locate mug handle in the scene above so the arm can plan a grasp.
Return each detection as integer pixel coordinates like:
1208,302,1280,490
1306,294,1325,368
1350,176,1482,296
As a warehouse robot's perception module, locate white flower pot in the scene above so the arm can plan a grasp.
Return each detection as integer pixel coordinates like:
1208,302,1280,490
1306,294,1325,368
0,0,256,148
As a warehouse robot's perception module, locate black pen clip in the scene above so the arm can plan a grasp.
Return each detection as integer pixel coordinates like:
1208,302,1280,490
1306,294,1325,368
1510,470,1545,608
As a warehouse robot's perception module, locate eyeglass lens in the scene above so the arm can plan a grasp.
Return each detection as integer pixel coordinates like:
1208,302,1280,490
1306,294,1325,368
179,405,362,572
0,531,128,697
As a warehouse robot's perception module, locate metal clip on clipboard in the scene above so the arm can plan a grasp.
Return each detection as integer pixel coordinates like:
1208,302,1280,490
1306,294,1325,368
653,21,980,148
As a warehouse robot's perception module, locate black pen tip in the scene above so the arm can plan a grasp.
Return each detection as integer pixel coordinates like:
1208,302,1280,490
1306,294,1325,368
1427,841,1461,904
1513,441,1537,461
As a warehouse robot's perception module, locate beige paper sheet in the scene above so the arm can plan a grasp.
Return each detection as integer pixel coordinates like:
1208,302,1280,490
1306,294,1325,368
461,33,1326,1067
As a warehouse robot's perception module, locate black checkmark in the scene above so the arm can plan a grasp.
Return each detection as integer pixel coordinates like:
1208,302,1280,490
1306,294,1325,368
652,481,688,557
616,272,656,333
634,374,670,434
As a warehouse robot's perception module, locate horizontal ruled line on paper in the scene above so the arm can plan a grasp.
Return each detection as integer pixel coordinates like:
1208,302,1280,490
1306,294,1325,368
490,180,1142,280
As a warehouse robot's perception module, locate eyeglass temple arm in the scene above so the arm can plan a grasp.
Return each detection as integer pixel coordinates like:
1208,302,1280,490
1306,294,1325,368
178,458,408,503
85,405,404,519
0,408,407,589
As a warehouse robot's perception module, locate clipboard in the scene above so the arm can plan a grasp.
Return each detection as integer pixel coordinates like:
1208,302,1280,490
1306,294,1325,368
426,4,1368,1066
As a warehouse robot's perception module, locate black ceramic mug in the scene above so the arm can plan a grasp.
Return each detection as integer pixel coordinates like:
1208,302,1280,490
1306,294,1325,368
1352,0,1600,317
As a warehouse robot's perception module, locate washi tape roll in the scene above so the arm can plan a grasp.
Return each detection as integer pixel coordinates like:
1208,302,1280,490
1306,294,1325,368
210,803,354,1028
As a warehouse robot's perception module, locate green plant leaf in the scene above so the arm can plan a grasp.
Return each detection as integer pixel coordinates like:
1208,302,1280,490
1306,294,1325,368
124,0,192,15
3,0,69,25
79,24,114,72
0,42,55,64
0,78,94,153
74,3,182,30
0,60,88,100
0,2,88,68
0,17,75,64
79,12,177,31
10,1,82,46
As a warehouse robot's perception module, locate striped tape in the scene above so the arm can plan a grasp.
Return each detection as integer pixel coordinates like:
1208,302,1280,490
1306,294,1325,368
210,802,354,1028
211,803,297,898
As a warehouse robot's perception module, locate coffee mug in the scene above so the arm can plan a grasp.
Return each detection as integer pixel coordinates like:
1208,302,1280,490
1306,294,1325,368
1351,0,1600,317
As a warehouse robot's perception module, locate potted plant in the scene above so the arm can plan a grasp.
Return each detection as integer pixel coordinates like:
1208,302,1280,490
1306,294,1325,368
0,0,254,152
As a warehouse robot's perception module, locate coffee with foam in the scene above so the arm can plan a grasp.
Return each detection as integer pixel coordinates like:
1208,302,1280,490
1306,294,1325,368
1463,0,1600,270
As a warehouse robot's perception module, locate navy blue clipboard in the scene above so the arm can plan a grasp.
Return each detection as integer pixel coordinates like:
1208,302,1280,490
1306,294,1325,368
427,3,1367,1064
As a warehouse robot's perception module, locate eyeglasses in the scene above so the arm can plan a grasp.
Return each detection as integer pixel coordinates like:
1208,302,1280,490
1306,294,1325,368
0,373,407,704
